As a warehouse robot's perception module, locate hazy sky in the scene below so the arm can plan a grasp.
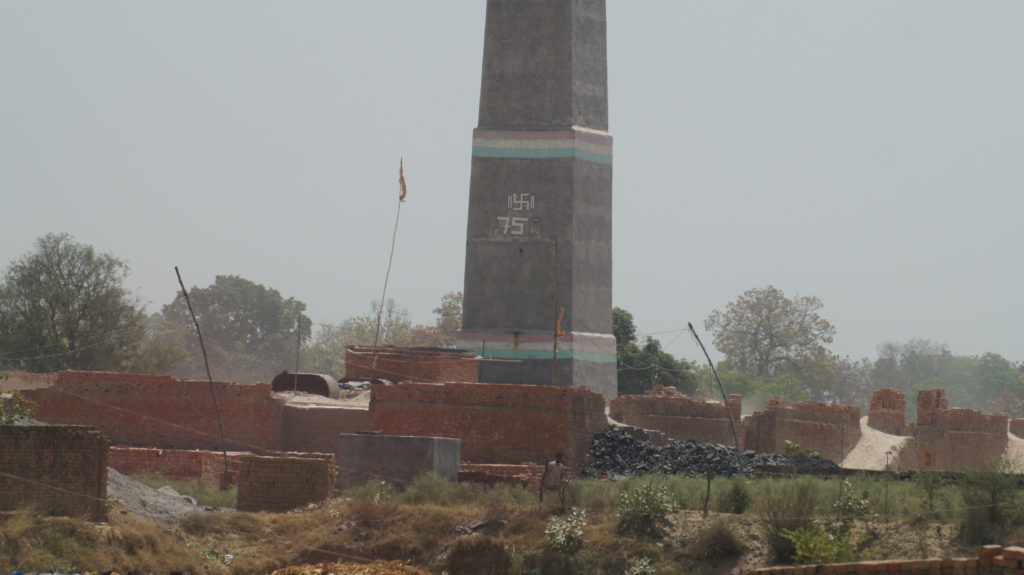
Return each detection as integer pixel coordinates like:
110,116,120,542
2,2,1021,365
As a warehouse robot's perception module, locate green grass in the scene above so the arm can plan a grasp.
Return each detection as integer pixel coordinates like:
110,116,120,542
131,473,238,508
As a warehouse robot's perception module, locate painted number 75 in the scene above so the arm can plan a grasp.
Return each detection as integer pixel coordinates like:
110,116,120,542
497,216,528,235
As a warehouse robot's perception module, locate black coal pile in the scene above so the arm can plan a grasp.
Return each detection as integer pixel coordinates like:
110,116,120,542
586,426,839,478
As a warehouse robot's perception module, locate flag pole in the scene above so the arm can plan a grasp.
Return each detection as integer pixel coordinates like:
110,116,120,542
372,158,408,368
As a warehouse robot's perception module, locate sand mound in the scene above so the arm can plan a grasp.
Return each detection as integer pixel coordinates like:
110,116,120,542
1003,433,1024,472
842,416,910,470
106,468,214,522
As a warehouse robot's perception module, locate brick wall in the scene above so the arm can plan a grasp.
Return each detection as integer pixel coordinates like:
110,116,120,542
609,388,742,446
749,544,1018,575
368,382,607,468
345,346,479,383
867,388,907,436
280,404,370,454
0,425,108,521
24,371,280,451
743,397,861,462
236,453,337,512
108,446,245,488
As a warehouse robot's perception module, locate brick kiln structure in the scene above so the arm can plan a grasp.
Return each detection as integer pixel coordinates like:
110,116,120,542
0,425,108,521
743,397,862,462
20,371,370,455
369,382,606,468
8,367,1021,493
609,386,742,446
867,387,907,436
902,389,1008,471
24,371,279,451
344,346,479,383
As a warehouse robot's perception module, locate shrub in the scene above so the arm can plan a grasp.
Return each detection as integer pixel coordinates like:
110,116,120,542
0,390,35,423
569,479,621,514
688,520,746,560
343,479,396,503
782,527,855,565
545,507,586,555
913,472,944,519
756,477,820,562
716,477,752,514
446,535,513,575
346,481,401,528
397,472,459,505
130,474,237,508
959,459,1021,544
474,483,535,520
624,556,655,575
618,478,676,538
828,478,868,540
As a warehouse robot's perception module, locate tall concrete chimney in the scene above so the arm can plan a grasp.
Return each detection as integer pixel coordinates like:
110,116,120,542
457,0,616,398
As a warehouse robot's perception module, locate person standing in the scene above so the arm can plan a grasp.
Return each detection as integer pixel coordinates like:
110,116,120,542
539,452,567,505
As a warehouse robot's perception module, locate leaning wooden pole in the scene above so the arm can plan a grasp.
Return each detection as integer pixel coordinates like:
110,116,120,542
688,322,741,452
175,266,230,483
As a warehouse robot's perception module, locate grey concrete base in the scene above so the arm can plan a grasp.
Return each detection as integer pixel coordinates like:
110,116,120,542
337,434,460,490
479,358,616,398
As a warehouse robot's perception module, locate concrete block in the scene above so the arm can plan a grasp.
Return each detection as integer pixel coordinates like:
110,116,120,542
338,433,460,489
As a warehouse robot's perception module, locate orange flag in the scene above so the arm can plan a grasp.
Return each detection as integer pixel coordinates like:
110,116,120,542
555,307,565,340
399,158,408,202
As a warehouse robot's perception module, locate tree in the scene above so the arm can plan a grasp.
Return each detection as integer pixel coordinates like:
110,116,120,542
871,339,952,393
124,313,190,375
613,307,697,396
301,298,416,377
162,275,311,382
931,352,1020,414
408,291,463,347
870,340,1022,415
302,323,350,378
704,286,836,379
0,233,145,372
335,298,414,347
0,389,36,424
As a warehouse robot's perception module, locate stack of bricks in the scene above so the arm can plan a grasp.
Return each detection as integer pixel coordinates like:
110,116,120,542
345,346,479,383
369,382,607,469
749,546,1023,575
236,453,337,512
981,545,1024,573
0,424,108,521
609,389,742,446
742,398,862,462
108,446,245,488
867,388,907,436
459,463,546,489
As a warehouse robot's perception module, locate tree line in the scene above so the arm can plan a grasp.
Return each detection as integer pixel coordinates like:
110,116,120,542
0,234,460,383
618,285,1023,416
0,234,1020,413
